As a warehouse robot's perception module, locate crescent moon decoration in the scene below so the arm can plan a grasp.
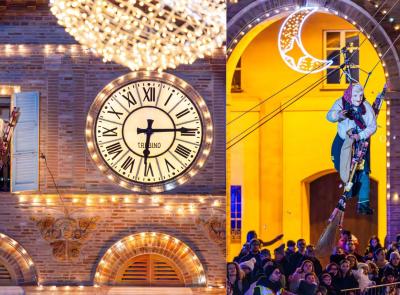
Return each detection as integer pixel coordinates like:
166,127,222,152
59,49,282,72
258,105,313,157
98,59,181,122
278,7,333,74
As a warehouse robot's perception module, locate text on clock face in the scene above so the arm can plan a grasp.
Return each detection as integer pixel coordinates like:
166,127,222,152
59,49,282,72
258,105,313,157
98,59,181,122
94,81,204,184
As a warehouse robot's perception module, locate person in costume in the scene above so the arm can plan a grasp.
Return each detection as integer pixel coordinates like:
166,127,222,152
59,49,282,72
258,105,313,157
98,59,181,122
327,83,377,215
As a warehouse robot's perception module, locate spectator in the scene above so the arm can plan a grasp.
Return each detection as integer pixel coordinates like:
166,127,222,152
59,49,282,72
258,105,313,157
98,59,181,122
374,248,388,276
286,240,297,258
346,254,358,271
366,261,380,285
326,263,340,282
246,230,284,248
355,262,375,292
289,260,315,292
382,251,400,280
306,245,323,276
239,239,263,275
288,239,307,274
227,262,245,295
254,265,284,295
334,259,359,292
345,240,365,262
338,230,359,250
320,272,338,295
364,236,382,261
234,243,250,263
298,272,319,295
274,243,291,278
330,247,346,265
239,258,257,294
381,267,398,295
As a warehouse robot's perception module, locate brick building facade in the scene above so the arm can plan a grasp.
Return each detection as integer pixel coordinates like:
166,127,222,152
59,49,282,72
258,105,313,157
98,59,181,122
0,2,226,294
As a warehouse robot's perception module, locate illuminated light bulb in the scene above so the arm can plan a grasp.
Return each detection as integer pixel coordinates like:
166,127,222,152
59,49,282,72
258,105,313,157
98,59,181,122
165,205,172,211
394,193,399,201
177,206,184,214
212,200,221,207
395,25,400,30
138,197,144,204
50,0,225,71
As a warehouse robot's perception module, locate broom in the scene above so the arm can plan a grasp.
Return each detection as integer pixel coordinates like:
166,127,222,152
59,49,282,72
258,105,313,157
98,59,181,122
316,84,387,257
315,148,363,257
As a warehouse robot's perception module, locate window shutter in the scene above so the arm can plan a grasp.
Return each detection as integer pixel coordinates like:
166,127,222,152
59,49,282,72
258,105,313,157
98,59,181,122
11,91,39,193
116,254,184,287
0,263,12,285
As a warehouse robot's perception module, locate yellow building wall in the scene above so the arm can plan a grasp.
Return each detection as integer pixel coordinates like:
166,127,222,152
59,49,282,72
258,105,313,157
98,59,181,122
227,12,386,261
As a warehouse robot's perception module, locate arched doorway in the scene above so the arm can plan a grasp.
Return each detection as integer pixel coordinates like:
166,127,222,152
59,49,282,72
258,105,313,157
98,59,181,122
309,172,378,251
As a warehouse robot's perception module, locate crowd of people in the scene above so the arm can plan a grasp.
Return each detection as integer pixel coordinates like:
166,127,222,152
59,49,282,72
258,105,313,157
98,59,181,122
227,230,400,295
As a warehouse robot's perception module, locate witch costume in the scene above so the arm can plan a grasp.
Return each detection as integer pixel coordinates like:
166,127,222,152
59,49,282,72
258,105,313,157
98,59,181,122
326,83,377,215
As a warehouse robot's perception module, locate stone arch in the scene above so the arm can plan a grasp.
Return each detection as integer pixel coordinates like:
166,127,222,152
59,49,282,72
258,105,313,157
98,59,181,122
227,0,400,89
0,233,37,285
94,232,207,287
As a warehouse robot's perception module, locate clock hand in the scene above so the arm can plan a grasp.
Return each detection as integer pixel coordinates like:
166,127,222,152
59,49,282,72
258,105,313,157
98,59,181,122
137,127,197,133
138,119,154,167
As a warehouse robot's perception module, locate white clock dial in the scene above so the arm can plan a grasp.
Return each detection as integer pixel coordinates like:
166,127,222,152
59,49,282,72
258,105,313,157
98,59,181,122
86,72,213,193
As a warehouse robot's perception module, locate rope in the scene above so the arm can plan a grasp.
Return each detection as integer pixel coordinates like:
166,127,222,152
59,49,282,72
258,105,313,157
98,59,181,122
227,0,395,126
226,67,339,149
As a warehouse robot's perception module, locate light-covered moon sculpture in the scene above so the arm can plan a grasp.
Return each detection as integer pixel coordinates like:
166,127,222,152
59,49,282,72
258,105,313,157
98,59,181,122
278,7,333,74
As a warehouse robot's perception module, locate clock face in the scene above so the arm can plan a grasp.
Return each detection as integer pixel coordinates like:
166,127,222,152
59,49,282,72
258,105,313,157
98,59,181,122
86,72,213,192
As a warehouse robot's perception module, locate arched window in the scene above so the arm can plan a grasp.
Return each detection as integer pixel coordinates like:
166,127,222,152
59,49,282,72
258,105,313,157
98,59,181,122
116,254,184,287
0,262,13,285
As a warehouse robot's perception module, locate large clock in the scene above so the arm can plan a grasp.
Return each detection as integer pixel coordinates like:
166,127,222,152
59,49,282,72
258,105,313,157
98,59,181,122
86,72,213,193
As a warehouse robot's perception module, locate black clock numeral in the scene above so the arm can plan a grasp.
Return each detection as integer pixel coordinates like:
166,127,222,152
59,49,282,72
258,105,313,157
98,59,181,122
107,106,123,119
122,91,137,107
175,144,191,158
144,163,154,177
121,156,135,173
181,128,196,136
176,108,190,119
102,127,118,137
165,159,175,172
106,142,123,160
143,87,156,102
164,93,173,106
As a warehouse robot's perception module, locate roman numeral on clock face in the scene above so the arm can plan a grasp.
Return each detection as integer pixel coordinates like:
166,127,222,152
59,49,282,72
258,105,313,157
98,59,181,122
102,127,118,137
121,156,135,173
107,106,123,119
176,108,190,119
144,163,154,177
106,142,123,160
165,159,175,172
143,87,156,102
175,144,191,158
121,91,137,107
181,128,196,136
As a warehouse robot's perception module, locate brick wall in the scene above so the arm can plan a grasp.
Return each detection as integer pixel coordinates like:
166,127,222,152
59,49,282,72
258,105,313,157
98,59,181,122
0,193,226,288
0,4,226,291
0,7,226,195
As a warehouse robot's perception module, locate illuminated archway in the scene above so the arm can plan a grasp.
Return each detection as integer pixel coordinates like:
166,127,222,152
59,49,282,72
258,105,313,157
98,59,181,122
94,232,206,287
227,0,391,260
227,0,400,90
0,233,37,285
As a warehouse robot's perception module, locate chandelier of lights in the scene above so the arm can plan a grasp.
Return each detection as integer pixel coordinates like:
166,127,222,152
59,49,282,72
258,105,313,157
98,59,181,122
50,0,225,71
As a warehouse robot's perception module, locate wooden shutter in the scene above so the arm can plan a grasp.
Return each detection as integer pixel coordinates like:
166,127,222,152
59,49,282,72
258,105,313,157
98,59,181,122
11,91,39,192
0,262,13,285
116,254,184,287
